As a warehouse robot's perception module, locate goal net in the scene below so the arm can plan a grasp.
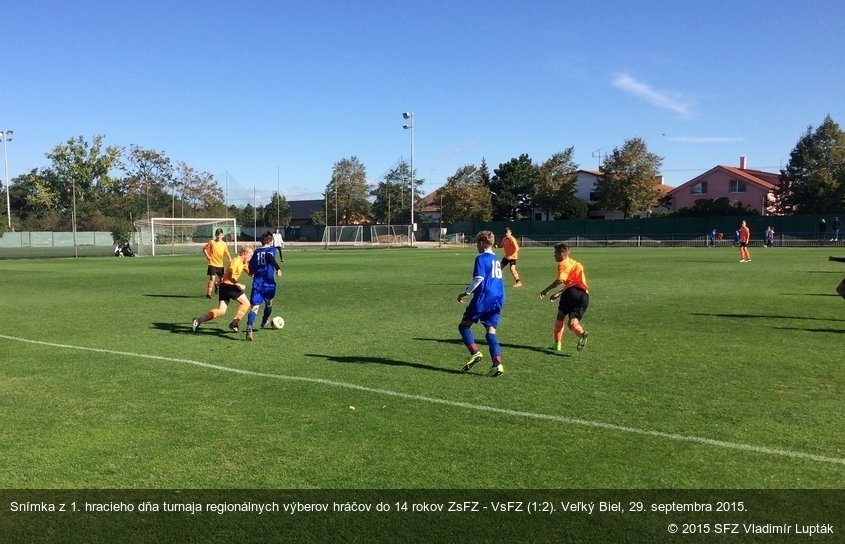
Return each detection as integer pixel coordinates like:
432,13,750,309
321,225,364,246
370,224,414,247
133,218,238,256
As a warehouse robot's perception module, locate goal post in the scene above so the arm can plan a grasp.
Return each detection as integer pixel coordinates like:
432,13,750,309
370,224,414,247
321,225,364,247
132,217,238,256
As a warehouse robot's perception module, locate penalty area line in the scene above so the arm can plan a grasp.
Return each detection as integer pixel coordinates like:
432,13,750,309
2,333,843,467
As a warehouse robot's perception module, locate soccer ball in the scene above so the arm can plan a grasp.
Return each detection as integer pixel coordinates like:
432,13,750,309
270,316,285,329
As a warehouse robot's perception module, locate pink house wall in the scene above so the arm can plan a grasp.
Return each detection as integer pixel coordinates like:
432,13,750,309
671,169,771,214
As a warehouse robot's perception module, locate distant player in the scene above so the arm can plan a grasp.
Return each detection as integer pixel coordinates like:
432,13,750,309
245,231,283,341
497,226,523,287
458,231,506,377
539,242,590,352
203,228,231,298
272,226,285,262
739,220,751,262
192,244,254,333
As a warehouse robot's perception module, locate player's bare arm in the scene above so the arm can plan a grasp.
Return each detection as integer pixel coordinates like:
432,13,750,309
539,280,562,299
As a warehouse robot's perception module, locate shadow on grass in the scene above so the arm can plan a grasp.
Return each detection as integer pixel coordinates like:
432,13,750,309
413,337,571,357
773,326,845,334
304,353,466,375
144,294,202,299
151,321,243,340
692,312,845,322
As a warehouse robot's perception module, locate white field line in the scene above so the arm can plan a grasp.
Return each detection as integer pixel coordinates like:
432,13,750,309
2,334,843,467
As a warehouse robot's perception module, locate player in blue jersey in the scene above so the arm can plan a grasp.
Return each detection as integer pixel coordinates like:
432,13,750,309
458,230,506,377
245,231,283,341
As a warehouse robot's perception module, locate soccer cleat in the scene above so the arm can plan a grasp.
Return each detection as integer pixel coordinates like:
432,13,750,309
487,363,504,377
228,319,240,333
513,281,523,288
548,343,562,352
577,331,589,351
246,328,254,341
206,294,212,299
462,351,483,372
191,318,200,332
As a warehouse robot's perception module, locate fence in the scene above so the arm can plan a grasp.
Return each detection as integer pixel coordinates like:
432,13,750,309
2,223,842,259
0,231,116,258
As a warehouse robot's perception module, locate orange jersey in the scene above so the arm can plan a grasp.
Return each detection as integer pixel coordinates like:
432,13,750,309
204,239,230,267
500,234,519,259
220,257,248,286
739,226,750,243
557,257,589,293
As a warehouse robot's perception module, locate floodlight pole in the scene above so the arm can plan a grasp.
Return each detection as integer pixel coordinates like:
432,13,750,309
1,130,13,229
402,112,414,246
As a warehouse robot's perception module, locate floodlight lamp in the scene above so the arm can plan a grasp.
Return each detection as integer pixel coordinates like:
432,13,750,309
402,112,412,120
403,124,411,130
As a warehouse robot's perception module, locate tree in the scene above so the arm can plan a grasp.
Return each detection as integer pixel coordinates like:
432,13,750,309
264,192,292,227
371,160,411,224
491,154,537,221
324,156,371,225
594,137,663,218
46,135,122,208
438,165,492,222
121,145,175,219
177,162,225,215
775,115,845,214
670,197,755,217
533,147,580,219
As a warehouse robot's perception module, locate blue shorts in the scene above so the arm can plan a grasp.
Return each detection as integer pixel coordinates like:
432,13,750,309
462,303,502,329
249,282,277,306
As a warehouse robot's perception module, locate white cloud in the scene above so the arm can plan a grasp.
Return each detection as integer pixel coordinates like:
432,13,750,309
612,73,693,118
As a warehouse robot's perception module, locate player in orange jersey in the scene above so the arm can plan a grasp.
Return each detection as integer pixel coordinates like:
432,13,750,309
192,244,254,333
203,228,232,298
539,242,590,352
497,226,523,287
739,220,751,262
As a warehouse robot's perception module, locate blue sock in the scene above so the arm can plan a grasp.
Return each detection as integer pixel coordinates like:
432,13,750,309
486,331,501,361
247,309,257,329
458,323,476,352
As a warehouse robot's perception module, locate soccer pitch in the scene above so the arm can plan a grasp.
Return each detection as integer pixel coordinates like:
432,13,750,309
1,246,843,490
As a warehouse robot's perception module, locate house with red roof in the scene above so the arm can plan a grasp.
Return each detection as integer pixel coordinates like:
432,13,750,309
573,169,672,220
666,157,779,215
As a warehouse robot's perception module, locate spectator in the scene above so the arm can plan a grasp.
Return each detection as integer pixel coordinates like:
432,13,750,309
765,226,775,248
831,217,840,242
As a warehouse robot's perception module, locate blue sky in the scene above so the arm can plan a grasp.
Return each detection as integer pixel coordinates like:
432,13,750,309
3,0,844,207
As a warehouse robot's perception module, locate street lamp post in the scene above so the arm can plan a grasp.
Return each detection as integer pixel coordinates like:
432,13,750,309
402,112,414,245
1,130,13,229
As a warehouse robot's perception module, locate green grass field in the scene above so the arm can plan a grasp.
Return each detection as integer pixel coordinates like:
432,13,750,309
1,246,843,490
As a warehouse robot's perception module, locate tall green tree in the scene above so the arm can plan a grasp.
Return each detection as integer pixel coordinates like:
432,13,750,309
491,153,537,221
533,147,580,219
775,115,845,214
46,135,122,212
262,192,293,227
439,164,493,222
120,144,177,221
324,156,371,225
371,160,411,224
594,137,663,218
